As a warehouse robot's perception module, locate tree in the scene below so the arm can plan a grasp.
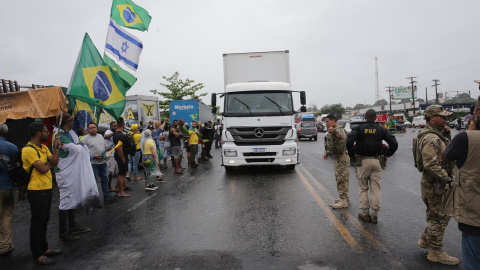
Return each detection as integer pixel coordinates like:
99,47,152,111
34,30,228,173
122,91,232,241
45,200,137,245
320,103,345,119
307,103,318,113
445,93,475,104
373,99,388,106
353,103,367,110
416,98,425,103
398,99,411,104
150,72,207,120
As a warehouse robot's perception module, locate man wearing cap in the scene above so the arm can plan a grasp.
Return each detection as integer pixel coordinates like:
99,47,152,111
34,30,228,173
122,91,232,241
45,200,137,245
127,124,142,181
415,105,458,265
54,113,99,242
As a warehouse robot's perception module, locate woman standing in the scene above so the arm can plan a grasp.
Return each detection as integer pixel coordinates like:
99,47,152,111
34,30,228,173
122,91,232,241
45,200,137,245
127,124,142,181
161,123,173,169
141,130,163,191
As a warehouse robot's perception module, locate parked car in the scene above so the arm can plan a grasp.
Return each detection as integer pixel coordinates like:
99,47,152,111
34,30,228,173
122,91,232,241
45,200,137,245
296,122,317,141
337,120,366,134
404,120,412,128
412,116,426,128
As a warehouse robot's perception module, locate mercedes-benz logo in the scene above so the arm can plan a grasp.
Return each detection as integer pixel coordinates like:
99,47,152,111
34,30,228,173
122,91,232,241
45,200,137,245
254,128,264,138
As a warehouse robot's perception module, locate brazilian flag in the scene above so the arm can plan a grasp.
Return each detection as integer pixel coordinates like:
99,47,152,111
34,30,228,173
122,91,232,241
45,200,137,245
110,0,151,32
68,33,127,120
103,53,137,91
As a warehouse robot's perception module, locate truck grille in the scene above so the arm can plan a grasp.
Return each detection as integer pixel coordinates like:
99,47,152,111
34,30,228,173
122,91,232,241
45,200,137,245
243,152,277,157
245,158,275,163
227,126,290,146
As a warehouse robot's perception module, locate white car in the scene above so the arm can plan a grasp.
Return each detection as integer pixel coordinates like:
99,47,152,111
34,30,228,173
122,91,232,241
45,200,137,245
412,116,426,128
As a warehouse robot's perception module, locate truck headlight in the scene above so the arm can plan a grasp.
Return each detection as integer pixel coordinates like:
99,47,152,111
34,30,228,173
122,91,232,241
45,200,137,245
283,147,296,156
224,149,237,157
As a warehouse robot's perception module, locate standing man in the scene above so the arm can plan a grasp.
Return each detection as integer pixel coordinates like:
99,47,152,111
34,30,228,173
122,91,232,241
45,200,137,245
127,124,142,181
188,121,200,168
214,121,221,149
22,122,62,265
170,120,184,174
0,124,17,255
178,119,190,165
323,114,350,209
201,121,214,159
442,99,480,269
104,121,118,192
113,117,130,197
55,113,95,241
346,109,398,224
415,105,458,265
82,122,113,204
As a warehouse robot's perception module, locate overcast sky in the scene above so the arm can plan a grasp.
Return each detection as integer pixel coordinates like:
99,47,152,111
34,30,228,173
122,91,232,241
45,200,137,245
1,0,479,109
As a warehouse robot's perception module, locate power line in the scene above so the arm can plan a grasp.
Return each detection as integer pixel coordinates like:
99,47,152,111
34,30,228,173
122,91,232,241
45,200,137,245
415,60,480,77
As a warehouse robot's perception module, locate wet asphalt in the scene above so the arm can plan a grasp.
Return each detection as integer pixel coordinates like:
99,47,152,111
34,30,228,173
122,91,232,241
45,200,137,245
1,128,466,269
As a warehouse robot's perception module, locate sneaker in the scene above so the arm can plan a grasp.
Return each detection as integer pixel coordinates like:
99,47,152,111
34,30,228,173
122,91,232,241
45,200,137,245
70,224,91,234
151,184,158,189
34,256,55,265
126,174,131,179
156,178,166,183
145,185,156,191
60,233,80,241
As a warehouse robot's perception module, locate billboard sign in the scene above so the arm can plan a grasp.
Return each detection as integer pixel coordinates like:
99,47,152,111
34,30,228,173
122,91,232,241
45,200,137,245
393,86,417,100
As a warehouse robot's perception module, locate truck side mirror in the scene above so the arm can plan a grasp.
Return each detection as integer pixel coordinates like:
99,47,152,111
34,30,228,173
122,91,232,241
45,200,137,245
300,106,307,112
300,91,306,105
211,93,216,108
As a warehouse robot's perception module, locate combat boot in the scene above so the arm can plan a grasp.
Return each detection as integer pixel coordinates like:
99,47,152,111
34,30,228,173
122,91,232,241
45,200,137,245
358,212,371,222
335,196,350,203
427,248,459,265
331,199,348,209
417,237,428,249
370,213,378,224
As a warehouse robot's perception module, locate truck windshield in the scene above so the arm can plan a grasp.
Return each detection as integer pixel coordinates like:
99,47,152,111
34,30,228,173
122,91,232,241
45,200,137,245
225,91,294,116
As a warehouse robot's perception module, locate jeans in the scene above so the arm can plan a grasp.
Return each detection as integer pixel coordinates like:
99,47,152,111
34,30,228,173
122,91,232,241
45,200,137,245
27,189,52,259
214,134,220,148
128,151,141,177
462,232,480,270
92,163,109,200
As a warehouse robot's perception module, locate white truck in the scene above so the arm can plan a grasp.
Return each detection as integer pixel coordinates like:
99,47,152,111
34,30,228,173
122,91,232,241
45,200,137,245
211,50,306,172
97,94,161,133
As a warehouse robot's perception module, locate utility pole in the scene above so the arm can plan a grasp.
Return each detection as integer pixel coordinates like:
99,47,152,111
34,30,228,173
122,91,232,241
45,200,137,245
432,79,440,104
407,77,417,116
385,86,393,113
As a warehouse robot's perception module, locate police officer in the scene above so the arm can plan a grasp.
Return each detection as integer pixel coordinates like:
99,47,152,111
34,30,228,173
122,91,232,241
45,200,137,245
416,105,458,265
323,114,350,209
346,109,398,224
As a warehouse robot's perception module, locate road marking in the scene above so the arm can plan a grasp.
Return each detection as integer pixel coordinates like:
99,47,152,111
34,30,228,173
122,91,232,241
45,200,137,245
295,168,363,253
299,164,403,267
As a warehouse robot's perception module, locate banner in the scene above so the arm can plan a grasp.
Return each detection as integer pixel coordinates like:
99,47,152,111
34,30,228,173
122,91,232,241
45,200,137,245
393,86,417,100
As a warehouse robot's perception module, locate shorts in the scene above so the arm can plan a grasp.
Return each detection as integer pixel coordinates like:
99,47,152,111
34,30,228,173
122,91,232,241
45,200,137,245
172,146,182,159
115,154,129,176
164,147,173,157
106,156,118,176
185,144,191,153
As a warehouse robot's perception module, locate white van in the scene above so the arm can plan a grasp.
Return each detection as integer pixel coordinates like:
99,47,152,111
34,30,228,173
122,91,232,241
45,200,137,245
412,116,426,128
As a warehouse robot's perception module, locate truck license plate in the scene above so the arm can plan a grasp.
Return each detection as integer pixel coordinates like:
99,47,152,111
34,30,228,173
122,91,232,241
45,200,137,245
253,148,266,153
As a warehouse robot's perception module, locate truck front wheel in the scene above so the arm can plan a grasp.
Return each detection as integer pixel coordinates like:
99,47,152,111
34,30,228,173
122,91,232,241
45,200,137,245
286,164,295,170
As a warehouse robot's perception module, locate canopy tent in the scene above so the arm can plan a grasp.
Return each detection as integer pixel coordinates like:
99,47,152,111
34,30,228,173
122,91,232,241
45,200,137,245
0,86,67,123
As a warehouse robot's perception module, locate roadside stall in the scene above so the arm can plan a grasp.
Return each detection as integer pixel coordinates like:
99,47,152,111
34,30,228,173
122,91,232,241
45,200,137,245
0,86,67,148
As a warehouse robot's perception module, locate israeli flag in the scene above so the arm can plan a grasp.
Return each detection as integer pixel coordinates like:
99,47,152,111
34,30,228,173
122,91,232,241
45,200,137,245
105,19,143,71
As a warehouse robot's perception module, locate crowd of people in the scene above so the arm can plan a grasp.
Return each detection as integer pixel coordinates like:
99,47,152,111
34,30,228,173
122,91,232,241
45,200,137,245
0,113,220,265
324,104,480,268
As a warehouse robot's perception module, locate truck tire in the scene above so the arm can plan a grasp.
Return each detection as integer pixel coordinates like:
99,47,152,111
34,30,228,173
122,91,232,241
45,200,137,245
225,166,234,173
286,164,295,170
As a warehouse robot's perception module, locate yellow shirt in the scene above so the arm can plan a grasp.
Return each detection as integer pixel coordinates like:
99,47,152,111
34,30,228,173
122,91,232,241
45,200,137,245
143,139,155,155
133,133,142,150
22,142,53,190
188,129,199,145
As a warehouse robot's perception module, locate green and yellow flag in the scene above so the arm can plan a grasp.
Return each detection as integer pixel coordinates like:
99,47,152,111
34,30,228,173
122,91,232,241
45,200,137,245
103,53,137,90
68,33,126,120
110,0,151,32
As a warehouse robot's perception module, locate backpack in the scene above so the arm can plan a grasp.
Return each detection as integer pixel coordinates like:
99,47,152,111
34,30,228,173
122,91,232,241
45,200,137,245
412,129,448,172
8,144,40,186
123,132,137,156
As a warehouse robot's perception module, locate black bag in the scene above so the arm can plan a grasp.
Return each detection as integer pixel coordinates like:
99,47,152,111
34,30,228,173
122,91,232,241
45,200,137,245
8,144,40,186
115,131,136,156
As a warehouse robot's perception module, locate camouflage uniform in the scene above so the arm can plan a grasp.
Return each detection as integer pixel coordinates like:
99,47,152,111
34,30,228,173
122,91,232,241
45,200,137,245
418,106,454,250
325,125,350,200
